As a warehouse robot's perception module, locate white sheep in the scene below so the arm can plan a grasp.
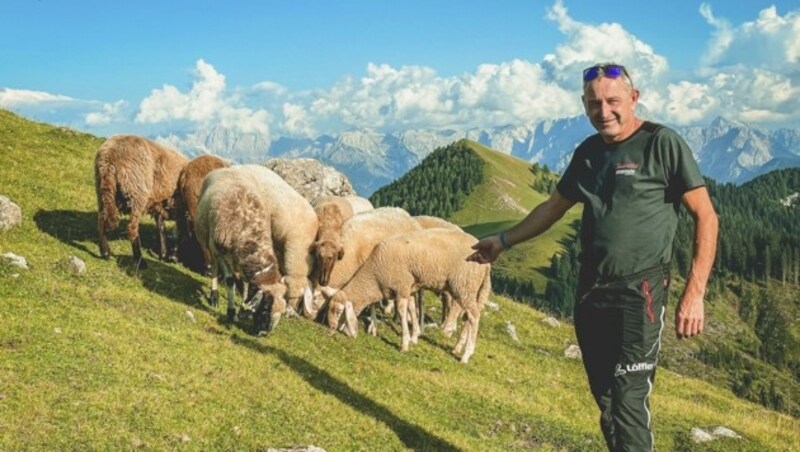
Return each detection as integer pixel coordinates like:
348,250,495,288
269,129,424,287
326,228,492,363
310,195,374,287
195,165,317,329
411,215,465,337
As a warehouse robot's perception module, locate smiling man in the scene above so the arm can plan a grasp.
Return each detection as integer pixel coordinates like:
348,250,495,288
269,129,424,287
469,63,719,451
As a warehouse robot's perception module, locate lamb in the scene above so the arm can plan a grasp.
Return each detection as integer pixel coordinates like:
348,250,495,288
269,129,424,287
174,154,230,273
195,165,317,327
311,195,374,287
94,135,189,269
326,228,492,363
412,215,464,337
302,206,421,321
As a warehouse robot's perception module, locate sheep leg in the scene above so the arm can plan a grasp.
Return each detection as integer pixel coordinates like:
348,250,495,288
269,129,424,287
460,309,481,364
367,304,378,336
441,293,461,338
224,274,237,323
397,297,411,352
97,213,111,259
416,291,425,336
209,259,220,307
127,212,147,269
409,295,420,345
155,213,168,261
453,308,470,357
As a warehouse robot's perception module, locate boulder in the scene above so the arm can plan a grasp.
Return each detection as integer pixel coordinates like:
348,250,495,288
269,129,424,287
541,316,561,328
264,158,355,202
564,344,582,360
65,255,87,275
0,195,22,231
2,252,28,270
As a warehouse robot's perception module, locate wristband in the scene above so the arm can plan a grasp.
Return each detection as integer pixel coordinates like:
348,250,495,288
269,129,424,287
499,231,513,250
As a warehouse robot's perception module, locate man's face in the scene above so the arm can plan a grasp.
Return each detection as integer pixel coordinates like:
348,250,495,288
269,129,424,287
582,76,639,143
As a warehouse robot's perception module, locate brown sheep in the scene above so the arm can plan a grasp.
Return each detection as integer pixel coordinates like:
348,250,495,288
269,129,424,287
174,154,230,272
94,135,189,268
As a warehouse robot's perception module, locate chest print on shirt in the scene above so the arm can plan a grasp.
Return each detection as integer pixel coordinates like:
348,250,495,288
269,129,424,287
614,161,640,176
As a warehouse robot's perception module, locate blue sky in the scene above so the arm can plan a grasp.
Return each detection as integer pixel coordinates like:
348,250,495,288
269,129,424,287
1,0,799,139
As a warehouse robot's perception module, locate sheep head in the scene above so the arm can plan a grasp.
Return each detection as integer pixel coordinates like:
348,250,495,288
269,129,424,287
312,239,344,286
326,292,357,337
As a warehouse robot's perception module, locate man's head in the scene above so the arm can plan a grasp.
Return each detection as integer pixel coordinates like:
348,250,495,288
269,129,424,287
581,63,641,143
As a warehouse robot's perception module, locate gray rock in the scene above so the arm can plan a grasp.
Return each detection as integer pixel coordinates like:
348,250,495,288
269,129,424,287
2,252,28,270
0,195,22,231
186,310,196,323
66,255,86,275
711,426,742,439
484,300,500,311
266,447,326,452
505,321,520,343
564,344,582,360
691,427,715,443
264,158,356,201
542,316,561,328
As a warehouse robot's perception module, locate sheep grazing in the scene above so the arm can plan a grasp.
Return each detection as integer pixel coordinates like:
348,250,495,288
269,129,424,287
94,135,189,269
311,195,374,287
174,154,230,273
195,165,317,329
412,215,464,337
327,228,492,363
302,206,420,320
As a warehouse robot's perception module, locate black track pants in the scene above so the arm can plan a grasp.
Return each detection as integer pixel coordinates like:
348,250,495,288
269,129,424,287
574,265,670,452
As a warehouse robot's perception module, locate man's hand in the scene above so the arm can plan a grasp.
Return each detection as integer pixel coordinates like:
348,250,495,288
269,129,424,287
468,235,504,264
675,293,704,339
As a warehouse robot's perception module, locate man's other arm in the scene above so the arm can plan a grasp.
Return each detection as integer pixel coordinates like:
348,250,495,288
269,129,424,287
676,186,718,339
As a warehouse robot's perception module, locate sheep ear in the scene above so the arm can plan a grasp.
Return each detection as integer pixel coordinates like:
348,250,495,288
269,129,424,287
344,301,358,338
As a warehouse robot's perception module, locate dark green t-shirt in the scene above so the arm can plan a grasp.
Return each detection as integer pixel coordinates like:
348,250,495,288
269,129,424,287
556,121,705,279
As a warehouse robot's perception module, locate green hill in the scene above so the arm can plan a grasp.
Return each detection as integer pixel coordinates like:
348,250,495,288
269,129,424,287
0,109,798,450
371,139,582,293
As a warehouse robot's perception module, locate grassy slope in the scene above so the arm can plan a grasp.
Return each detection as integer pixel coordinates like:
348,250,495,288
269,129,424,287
0,110,797,450
449,140,582,291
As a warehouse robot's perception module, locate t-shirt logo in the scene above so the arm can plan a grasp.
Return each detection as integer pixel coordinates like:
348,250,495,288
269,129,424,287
615,162,639,176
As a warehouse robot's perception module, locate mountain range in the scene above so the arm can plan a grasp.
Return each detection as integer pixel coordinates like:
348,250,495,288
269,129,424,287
155,116,800,196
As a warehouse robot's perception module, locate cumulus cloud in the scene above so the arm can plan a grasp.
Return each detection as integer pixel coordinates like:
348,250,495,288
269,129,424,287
701,3,800,71
136,59,271,136
85,100,128,126
542,0,669,91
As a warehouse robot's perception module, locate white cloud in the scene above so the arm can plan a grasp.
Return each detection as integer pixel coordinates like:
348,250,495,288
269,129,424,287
136,59,271,137
542,0,669,91
85,100,128,126
0,88,74,107
701,4,800,71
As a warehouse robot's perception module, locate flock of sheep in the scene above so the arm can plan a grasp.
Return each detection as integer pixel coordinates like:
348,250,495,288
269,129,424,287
94,135,492,363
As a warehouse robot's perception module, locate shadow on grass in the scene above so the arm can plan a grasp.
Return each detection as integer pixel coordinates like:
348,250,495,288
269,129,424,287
34,209,100,257
34,209,213,314
231,335,459,451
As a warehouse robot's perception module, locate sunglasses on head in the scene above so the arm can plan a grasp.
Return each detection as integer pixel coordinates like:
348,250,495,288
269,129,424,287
582,64,632,84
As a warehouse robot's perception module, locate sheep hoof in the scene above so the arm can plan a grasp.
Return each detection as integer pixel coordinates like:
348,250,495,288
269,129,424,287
226,308,237,323
209,290,219,307
100,251,112,260
367,323,378,336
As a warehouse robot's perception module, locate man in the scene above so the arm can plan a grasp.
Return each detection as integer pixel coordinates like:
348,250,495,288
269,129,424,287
469,63,718,451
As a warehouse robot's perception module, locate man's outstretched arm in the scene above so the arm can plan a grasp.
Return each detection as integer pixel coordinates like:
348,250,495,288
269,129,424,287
468,190,576,264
